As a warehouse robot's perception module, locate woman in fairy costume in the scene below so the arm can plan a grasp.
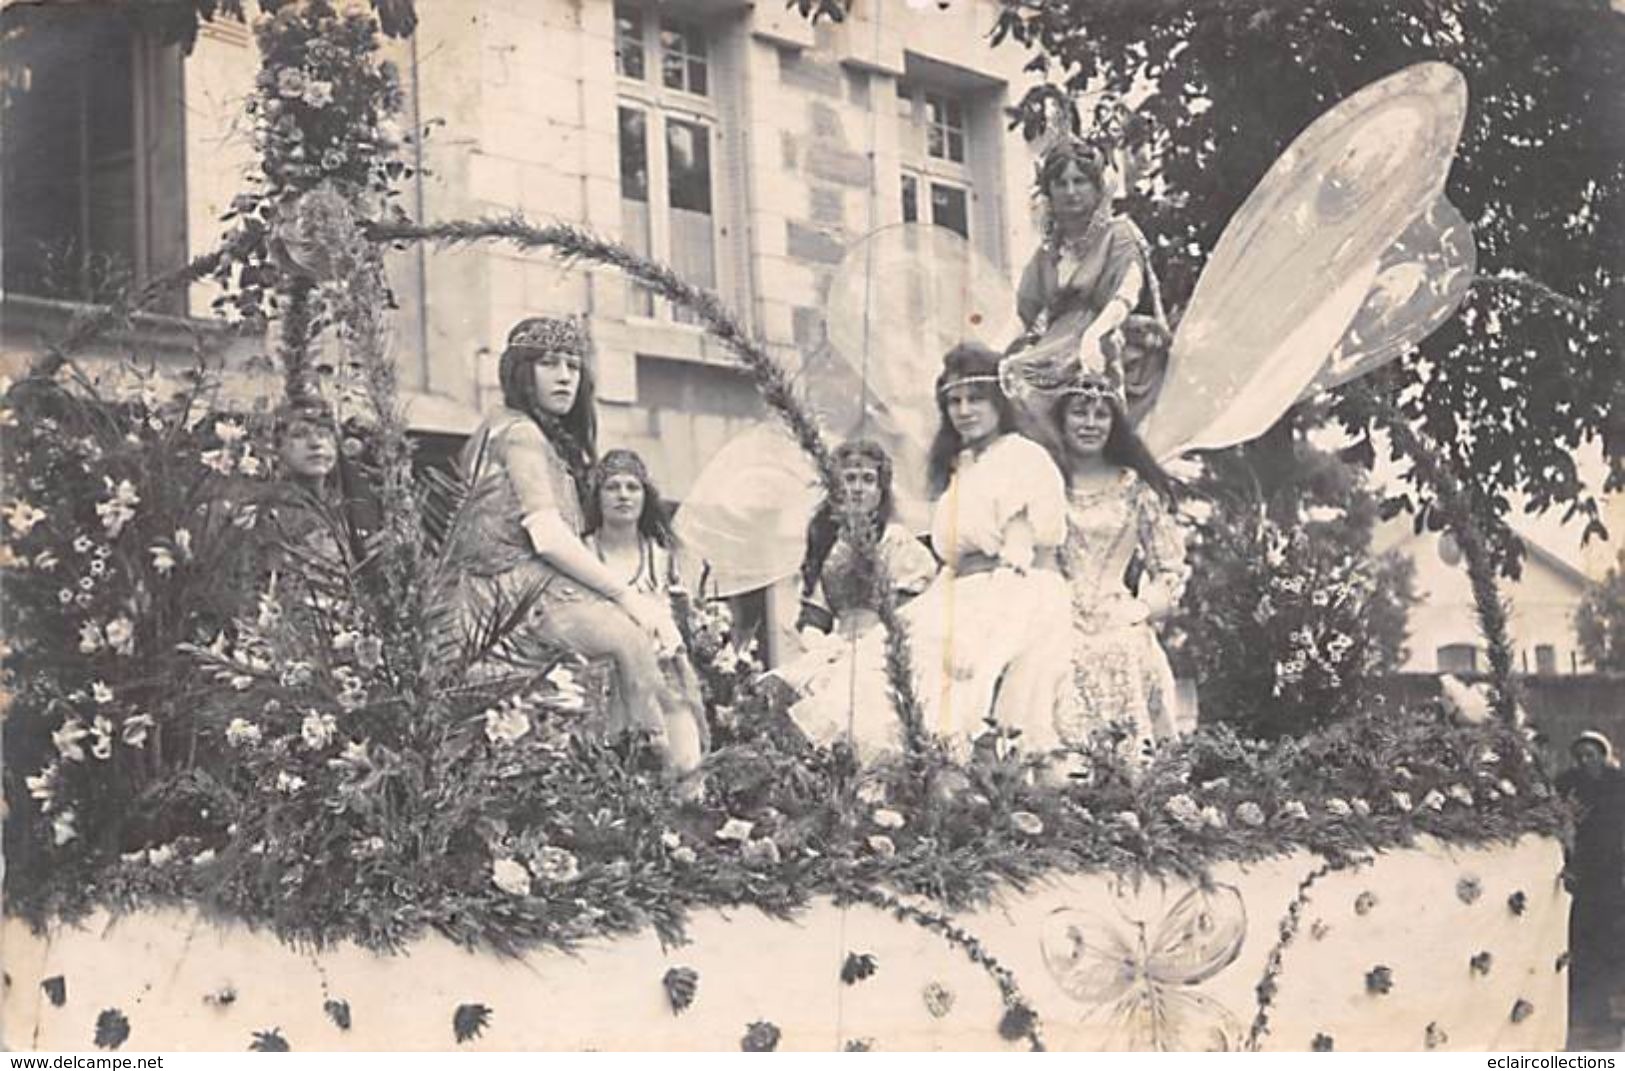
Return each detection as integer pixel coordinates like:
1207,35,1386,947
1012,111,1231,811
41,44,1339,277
582,447,710,753
583,448,684,600
784,343,1072,759
1035,357,1188,757
775,439,939,749
459,316,704,775
1009,136,1170,428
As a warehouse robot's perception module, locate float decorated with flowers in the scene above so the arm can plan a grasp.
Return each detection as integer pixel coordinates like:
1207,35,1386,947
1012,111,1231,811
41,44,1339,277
1,0,1596,1053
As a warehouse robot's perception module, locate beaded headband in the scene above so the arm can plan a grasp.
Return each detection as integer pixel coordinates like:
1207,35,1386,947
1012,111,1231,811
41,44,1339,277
1060,372,1125,407
594,448,650,484
274,395,335,434
936,373,1002,397
506,316,590,356
833,440,891,479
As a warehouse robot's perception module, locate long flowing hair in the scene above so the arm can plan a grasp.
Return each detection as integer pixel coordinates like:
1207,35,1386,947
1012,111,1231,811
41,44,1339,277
800,439,897,598
498,331,598,506
926,342,1021,497
583,449,677,548
1054,392,1176,504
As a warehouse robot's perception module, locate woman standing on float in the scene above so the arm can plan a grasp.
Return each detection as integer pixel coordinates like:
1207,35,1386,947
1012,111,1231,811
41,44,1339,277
459,317,704,775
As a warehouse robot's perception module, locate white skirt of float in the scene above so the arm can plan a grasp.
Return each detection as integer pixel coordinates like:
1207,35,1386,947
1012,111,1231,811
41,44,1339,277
3,836,1567,1052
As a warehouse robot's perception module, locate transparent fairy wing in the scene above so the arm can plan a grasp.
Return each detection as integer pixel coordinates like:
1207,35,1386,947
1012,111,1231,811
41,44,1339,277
1039,906,1140,1007
1140,63,1470,461
1145,883,1247,988
1302,195,1477,397
822,223,1022,519
671,425,824,597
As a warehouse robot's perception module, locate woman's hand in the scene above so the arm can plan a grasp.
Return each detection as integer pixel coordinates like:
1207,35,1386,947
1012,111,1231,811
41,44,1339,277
616,590,681,652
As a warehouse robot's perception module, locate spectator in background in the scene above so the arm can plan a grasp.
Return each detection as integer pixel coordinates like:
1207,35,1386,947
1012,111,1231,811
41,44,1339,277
1557,730,1625,1048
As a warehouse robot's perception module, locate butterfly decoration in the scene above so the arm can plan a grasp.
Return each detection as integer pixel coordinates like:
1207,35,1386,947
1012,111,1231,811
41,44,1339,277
1039,878,1249,1051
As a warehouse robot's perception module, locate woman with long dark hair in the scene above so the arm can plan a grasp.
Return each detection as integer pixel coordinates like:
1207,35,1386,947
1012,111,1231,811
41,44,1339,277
775,440,938,749
583,448,681,596
786,343,1071,759
459,317,704,776
1022,361,1188,757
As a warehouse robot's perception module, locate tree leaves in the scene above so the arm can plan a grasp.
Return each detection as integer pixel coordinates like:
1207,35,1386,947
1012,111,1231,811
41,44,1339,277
249,1028,290,1051
324,999,352,1031
741,1020,781,1052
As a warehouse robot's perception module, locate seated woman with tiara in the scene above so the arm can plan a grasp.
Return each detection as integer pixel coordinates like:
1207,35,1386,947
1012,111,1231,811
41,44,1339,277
459,316,705,777
784,344,1072,761
774,439,939,749
582,447,708,749
1008,133,1170,429
584,448,686,601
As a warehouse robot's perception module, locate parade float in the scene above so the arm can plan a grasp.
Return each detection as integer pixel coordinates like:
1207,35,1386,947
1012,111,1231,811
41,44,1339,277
0,1,1589,1052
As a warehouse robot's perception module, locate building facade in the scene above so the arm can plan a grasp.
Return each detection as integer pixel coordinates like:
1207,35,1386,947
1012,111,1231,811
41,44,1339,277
1,0,1043,656
1,1,1039,466
1375,518,1595,677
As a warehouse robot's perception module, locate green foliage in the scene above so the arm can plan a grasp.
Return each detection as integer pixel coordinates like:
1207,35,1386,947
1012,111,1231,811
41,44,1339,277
994,0,1624,573
1169,447,1417,738
131,0,416,54
1575,548,1625,670
209,0,412,332
0,367,264,888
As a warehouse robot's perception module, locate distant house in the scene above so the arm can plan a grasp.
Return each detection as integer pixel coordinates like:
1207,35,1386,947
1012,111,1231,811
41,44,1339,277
1375,516,1595,676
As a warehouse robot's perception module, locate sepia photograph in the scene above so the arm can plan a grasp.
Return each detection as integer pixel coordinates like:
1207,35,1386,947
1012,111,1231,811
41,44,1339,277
0,0,1621,1054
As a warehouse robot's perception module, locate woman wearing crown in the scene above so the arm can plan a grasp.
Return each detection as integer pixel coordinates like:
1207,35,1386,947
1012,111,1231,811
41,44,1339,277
1000,347,1189,760
459,316,705,777
1008,136,1170,428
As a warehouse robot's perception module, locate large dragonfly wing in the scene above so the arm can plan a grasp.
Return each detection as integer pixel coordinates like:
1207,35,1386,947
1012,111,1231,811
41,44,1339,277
821,222,1022,522
672,424,824,598
1303,194,1477,397
1140,63,1470,461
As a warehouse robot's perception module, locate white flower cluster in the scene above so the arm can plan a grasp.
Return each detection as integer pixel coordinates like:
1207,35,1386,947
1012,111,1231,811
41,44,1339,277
490,844,583,897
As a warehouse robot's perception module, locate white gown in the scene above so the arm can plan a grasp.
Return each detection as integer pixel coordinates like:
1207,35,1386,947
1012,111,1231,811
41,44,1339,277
787,433,1071,760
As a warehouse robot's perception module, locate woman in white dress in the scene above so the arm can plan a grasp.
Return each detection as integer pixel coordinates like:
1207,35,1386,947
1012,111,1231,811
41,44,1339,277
776,440,939,748
786,343,1072,760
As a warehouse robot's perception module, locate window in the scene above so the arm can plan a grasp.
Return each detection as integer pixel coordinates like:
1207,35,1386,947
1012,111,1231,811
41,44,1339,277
615,3,723,324
924,92,965,163
896,80,975,242
659,20,708,96
1535,644,1557,676
1437,644,1479,675
900,173,969,239
1,11,185,307
615,6,645,80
